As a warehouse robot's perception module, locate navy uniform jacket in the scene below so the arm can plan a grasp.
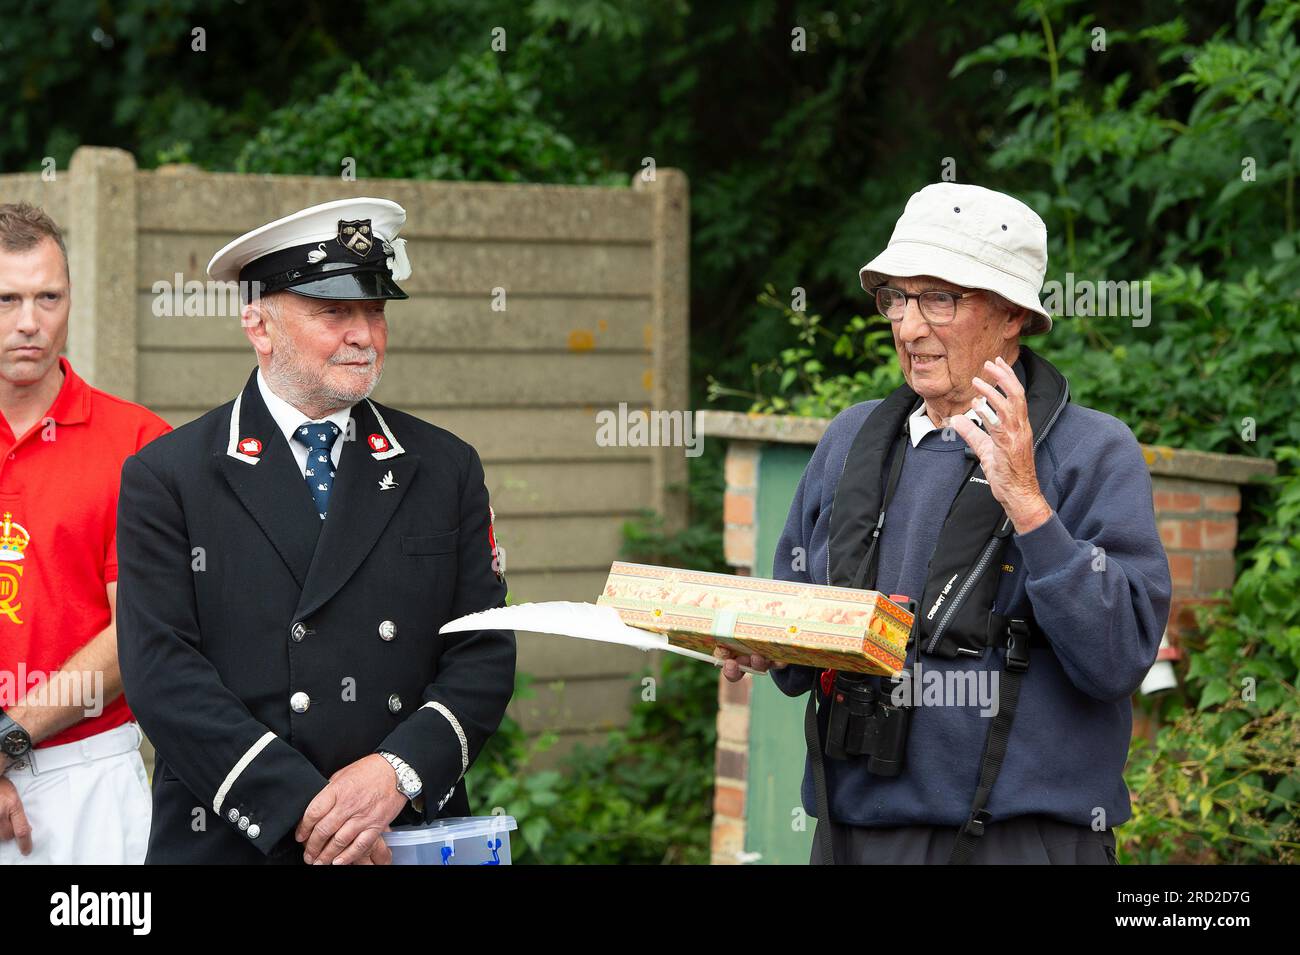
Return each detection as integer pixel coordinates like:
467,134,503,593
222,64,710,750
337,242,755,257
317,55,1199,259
116,369,516,864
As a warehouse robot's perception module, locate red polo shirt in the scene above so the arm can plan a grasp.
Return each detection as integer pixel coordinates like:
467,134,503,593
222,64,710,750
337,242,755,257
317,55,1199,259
0,358,171,747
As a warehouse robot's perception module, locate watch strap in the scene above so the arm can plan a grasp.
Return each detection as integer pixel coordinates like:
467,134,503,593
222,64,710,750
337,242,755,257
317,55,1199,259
379,751,423,798
0,711,33,759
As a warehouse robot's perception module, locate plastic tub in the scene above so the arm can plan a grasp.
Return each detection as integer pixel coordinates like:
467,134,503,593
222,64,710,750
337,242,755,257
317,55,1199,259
382,815,518,865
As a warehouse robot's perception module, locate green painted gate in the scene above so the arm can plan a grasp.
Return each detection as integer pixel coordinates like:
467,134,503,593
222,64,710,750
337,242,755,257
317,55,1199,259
743,443,816,864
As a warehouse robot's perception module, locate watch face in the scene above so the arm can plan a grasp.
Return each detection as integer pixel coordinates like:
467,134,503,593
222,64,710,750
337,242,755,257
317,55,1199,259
3,729,29,755
400,770,421,796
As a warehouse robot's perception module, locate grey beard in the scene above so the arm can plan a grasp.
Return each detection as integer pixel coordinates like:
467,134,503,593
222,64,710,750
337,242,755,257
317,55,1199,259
266,337,381,417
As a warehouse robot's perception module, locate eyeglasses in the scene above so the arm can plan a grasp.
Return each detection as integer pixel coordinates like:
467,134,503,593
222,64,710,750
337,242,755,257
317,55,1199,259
871,285,982,326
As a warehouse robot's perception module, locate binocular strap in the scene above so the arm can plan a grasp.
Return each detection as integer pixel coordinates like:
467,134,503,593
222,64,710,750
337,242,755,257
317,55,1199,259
947,658,1027,864
804,691,836,865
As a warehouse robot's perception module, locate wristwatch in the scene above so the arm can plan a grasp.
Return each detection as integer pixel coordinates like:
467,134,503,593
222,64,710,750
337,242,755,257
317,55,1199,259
379,751,423,799
0,711,32,761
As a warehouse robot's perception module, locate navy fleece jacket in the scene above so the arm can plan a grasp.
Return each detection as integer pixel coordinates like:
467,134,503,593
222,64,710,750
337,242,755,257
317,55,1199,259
771,368,1172,830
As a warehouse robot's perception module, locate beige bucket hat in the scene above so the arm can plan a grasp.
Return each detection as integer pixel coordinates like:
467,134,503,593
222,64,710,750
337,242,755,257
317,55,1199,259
859,183,1053,334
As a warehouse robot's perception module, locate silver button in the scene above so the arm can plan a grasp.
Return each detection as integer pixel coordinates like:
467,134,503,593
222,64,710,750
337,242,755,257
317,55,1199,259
290,622,308,642
290,691,311,713
379,620,396,641
387,694,402,713
227,808,240,823
247,824,261,839
238,816,250,831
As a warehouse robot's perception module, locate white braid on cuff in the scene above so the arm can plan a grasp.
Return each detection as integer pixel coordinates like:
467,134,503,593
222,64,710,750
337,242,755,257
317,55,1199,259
213,731,275,814
420,701,469,774
420,701,470,811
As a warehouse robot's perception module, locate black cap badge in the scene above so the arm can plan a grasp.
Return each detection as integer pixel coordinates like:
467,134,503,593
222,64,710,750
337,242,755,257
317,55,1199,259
337,219,376,257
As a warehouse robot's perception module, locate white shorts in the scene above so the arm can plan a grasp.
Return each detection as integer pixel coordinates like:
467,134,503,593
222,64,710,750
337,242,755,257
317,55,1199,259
0,722,152,865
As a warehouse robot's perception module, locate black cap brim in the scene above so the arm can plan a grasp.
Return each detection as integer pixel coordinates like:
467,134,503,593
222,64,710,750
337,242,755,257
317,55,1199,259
284,270,409,301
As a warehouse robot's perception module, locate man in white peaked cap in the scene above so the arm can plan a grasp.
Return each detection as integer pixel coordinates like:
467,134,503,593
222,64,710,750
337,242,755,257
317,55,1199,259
115,198,516,864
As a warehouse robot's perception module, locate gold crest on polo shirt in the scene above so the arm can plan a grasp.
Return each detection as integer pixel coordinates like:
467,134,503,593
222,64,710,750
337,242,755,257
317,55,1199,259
0,511,30,624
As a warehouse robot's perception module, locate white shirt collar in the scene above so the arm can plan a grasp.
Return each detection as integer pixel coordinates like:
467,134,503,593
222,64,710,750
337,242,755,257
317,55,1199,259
256,369,353,447
907,402,982,448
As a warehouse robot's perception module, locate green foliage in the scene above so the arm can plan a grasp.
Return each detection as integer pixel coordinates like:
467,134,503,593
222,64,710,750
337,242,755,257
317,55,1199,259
709,0,1300,863
236,55,620,185
707,284,903,418
461,670,565,857
467,654,718,864
720,2,1300,445
0,0,545,173
957,0,1300,457
1046,265,1300,457
1124,691,1300,863
1124,454,1300,862
527,0,685,40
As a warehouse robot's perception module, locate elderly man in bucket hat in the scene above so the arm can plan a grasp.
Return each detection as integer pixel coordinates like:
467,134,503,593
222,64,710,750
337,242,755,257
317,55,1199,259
720,183,1171,865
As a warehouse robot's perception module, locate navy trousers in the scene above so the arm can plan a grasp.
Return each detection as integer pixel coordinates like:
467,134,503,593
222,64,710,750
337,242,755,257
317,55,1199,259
811,814,1120,864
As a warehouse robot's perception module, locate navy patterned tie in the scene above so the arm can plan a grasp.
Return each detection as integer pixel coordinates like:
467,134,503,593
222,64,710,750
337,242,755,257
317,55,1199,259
293,421,342,520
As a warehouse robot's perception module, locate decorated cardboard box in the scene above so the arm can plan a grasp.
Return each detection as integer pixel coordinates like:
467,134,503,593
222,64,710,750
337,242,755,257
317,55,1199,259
596,561,911,676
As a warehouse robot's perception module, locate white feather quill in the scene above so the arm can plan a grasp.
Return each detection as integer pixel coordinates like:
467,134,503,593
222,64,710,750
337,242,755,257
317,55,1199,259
439,601,759,673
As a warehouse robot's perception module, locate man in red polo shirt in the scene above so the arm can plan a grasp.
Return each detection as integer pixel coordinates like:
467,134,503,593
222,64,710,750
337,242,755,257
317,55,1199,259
0,202,170,863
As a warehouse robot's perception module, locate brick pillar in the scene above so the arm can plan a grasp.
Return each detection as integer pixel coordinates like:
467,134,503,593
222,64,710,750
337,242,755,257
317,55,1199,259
1134,477,1241,741
712,674,751,864
1154,477,1241,635
710,440,759,863
722,441,759,570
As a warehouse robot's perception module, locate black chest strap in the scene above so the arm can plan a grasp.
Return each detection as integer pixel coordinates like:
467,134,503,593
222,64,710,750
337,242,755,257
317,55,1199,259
947,615,1039,864
846,415,911,593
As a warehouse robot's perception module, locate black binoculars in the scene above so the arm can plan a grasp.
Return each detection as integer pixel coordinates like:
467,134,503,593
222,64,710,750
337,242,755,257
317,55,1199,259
822,670,911,776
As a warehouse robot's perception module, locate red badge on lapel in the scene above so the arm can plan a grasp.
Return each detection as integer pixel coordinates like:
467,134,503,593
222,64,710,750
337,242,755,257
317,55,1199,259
238,437,263,456
367,433,389,453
